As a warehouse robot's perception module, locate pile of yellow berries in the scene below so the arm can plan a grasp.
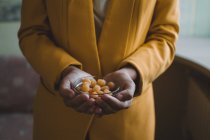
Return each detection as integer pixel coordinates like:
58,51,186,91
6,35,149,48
78,78,116,96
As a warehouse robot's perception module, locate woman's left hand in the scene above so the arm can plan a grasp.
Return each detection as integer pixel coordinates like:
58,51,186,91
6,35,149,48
95,66,137,115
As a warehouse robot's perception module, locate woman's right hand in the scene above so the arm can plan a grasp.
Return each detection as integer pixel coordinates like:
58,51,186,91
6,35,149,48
58,66,98,114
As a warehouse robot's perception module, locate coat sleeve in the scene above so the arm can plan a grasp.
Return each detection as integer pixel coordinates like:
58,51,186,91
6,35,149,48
18,0,82,93
118,0,180,95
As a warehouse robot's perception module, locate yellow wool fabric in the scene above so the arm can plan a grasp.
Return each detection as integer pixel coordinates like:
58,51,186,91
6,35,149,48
18,0,179,140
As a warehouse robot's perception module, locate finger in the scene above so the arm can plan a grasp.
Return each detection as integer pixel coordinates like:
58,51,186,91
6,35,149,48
65,93,89,108
76,98,95,114
101,94,130,110
60,88,75,99
95,97,116,115
59,77,75,98
116,82,135,101
115,89,133,101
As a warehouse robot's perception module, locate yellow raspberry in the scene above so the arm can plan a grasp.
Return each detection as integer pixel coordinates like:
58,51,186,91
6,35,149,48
104,89,111,94
93,85,101,92
90,79,97,88
107,82,115,90
97,79,106,87
82,78,91,84
81,84,90,92
101,86,109,91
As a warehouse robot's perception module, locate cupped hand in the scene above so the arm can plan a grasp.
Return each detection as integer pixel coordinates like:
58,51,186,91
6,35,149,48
95,67,137,115
59,66,96,114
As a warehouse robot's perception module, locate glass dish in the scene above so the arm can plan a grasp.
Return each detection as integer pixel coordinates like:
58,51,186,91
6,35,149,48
72,76,120,96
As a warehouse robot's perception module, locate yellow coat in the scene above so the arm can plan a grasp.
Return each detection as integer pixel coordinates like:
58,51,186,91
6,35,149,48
18,0,179,140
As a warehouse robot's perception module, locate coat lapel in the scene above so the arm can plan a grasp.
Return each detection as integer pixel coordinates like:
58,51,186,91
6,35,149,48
67,0,101,76
66,0,136,75
98,0,136,74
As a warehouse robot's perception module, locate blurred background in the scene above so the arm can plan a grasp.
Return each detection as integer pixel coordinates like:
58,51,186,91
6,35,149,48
0,0,210,55
0,0,210,140
181,0,210,37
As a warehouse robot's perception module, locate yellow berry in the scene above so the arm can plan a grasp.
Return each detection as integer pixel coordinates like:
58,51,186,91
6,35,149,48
81,84,90,92
82,81,91,86
97,79,106,87
91,91,98,95
82,78,91,84
88,88,93,94
101,86,109,91
108,82,115,90
93,85,101,92
104,89,110,94
90,79,97,88
97,90,104,94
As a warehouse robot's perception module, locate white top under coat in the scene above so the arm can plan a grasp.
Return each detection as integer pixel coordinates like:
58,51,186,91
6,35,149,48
93,0,109,41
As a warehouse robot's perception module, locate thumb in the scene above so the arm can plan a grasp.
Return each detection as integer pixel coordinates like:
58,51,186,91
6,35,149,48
116,82,135,101
116,90,133,101
59,77,75,98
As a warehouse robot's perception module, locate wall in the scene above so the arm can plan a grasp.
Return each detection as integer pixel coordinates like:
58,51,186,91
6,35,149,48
0,0,21,56
180,0,210,37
